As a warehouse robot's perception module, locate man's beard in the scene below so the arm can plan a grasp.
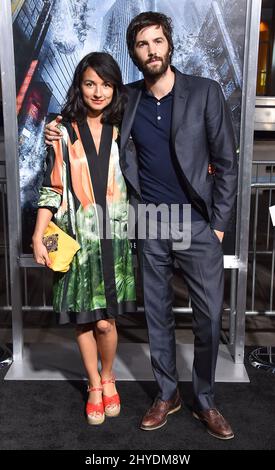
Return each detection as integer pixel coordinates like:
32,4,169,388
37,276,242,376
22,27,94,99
137,51,170,78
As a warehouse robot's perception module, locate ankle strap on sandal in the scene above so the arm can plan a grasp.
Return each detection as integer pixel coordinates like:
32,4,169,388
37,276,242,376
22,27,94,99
101,375,116,385
87,385,103,392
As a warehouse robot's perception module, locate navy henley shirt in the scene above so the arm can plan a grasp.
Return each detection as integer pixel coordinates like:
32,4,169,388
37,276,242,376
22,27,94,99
131,86,202,221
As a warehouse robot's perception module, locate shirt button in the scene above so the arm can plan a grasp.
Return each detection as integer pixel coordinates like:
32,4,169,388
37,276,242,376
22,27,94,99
157,102,161,106
157,116,161,120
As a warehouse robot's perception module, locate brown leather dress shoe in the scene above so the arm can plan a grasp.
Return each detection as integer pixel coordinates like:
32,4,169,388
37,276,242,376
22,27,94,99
140,389,181,431
193,408,234,440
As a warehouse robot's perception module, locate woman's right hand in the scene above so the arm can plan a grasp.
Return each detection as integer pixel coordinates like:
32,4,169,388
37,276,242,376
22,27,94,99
32,238,52,267
44,115,63,145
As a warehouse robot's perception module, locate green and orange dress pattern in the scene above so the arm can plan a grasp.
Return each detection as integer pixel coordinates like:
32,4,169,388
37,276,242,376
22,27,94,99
38,120,136,324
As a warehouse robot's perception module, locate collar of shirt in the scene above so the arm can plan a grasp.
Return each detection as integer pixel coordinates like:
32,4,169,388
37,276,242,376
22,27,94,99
142,84,174,100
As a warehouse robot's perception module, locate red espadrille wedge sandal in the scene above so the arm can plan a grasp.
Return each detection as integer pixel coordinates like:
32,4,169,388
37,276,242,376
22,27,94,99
101,376,121,417
86,385,105,425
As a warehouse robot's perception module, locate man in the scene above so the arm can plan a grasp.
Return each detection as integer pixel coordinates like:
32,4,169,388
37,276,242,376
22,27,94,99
45,12,237,439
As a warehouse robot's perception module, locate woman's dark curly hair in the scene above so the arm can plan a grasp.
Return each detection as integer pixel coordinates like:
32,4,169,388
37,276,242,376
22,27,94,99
126,11,174,67
61,52,126,125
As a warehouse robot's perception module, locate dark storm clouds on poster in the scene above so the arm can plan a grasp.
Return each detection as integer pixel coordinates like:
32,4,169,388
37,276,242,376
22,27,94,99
12,0,246,254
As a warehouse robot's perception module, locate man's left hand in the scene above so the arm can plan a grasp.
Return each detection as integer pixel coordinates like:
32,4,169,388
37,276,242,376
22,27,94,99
214,230,224,242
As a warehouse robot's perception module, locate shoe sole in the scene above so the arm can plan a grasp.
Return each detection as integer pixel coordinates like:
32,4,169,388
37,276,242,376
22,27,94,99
105,406,121,418
193,412,234,440
140,403,182,431
105,412,120,418
207,430,234,440
87,415,105,425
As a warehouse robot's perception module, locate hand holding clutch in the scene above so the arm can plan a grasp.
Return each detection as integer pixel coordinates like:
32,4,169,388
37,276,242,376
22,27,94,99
42,221,80,272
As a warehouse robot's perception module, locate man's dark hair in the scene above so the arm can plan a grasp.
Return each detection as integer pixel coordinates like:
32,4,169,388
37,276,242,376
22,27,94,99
62,52,126,125
126,11,174,67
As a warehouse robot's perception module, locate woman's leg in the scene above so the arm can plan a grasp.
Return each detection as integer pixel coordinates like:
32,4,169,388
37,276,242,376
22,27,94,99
95,319,118,397
95,319,117,378
76,323,102,407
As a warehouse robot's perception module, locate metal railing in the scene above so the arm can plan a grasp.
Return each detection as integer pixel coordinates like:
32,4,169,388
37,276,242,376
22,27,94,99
0,160,10,310
247,160,275,314
0,160,274,316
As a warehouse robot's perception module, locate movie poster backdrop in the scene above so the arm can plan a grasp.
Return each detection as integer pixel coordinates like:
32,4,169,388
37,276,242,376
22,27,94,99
12,0,247,255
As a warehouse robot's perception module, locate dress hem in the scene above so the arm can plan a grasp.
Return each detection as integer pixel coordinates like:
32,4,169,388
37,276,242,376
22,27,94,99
56,301,137,325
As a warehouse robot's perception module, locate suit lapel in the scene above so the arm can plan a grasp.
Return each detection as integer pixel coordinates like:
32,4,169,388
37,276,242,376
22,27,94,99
171,70,190,145
119,83,143,198
120,84,143,151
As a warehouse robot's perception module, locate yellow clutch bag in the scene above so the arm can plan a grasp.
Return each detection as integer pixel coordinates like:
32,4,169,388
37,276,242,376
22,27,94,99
42,221,80,272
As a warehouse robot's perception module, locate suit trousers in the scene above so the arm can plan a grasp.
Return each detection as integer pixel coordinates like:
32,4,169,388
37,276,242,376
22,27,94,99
138,218,224,411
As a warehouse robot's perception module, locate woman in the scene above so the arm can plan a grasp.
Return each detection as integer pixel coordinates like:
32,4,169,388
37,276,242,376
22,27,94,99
32,52,136,425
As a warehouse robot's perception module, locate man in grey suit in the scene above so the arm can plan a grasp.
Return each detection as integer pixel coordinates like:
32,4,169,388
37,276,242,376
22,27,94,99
45,11,237,440
121,12,237,439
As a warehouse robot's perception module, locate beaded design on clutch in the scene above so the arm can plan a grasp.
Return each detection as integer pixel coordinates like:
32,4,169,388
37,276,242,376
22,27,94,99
43,233,59,252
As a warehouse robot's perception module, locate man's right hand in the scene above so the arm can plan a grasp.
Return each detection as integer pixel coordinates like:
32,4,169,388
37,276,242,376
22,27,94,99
44,115,63,145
